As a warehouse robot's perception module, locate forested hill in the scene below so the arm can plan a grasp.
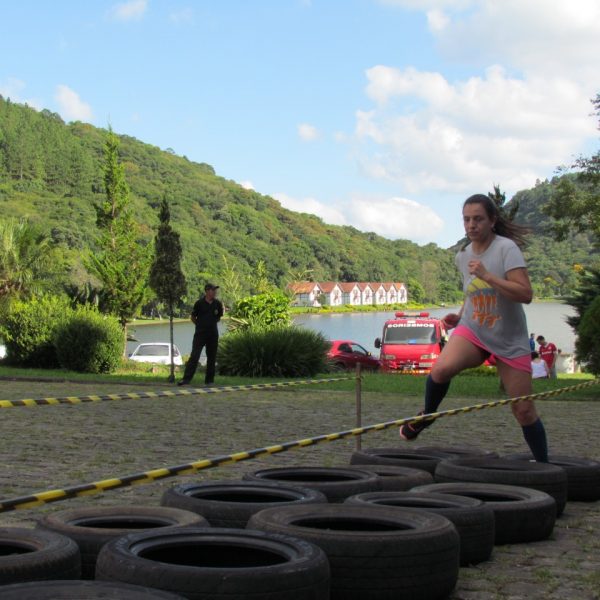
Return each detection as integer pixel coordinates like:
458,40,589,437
512,182,598,296
0,96,595,304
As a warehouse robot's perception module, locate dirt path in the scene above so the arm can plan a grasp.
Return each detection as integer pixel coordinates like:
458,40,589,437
0,380,599,599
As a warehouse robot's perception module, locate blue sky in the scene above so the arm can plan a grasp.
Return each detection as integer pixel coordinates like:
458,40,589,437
1,0,599,248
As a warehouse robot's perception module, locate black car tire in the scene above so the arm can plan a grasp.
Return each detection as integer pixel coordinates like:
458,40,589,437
412,482,557,544
350,448,447,474
415,445,498,459
504,453,600,502
247,503,459,600
434,456,568,515
344,491,494,566
0,580,185,599
345,464,434,491
243,466,380,503
95,527,330,600
161,479,327,528
0,528,81,584
37,505,208,579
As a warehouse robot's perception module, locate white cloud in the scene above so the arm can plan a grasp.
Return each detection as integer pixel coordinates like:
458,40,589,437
297,123,320,141
352,0,600,197
273,192,443,242
378,0,473,9
110,0,147,21
0,77,25,98
169,8,193,24
240,181,255,190
433,0,600,81
273,192,346,226
54,85,93,122
346,195,444,240
426,9,449,32
0,78,41,108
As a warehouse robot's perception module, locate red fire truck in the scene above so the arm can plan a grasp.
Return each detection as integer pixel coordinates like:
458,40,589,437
374,312,448,374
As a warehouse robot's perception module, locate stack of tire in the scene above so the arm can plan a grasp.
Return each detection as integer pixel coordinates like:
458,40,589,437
0,445,598,600
348,445,600,547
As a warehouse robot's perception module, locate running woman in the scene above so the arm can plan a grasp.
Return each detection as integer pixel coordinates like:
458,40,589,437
400,194,548,462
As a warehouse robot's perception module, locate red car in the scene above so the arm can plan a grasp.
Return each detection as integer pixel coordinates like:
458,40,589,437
327,340,381,371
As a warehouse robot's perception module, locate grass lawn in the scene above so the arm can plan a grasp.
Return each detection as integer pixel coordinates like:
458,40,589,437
0,362,596,402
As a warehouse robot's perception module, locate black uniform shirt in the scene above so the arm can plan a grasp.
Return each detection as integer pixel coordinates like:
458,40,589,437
192,296,224,333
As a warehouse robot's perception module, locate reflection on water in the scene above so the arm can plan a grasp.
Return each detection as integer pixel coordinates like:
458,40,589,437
129,302,576,358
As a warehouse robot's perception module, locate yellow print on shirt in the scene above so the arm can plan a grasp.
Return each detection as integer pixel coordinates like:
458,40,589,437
467,278,501,328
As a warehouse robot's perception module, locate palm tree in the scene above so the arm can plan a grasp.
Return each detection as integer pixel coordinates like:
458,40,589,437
0,218,54,305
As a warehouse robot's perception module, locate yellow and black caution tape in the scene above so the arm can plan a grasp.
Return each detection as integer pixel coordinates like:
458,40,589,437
0,377,354,409
0,379,597,513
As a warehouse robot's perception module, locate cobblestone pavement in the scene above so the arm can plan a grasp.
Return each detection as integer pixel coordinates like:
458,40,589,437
0,380,599,599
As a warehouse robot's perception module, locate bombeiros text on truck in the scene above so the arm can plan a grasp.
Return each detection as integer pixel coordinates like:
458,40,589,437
374,312,448,374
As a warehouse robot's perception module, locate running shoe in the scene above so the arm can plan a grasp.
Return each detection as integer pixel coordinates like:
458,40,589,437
399,411,431,441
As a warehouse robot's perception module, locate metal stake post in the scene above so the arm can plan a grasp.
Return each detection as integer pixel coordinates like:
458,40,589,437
355,363,362,450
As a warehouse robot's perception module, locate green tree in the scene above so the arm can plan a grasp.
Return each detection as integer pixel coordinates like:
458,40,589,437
0,295,71,367
406,277,425,304
564,267,600,332
545,94,600,242
228,292,292,331
149,197,187,382
0,219,58,310
87,128,151,350
575,295,600,375
421,260,439,303
544,94,600,346
217,255,244,306
253,260,275,295
488,184,519,221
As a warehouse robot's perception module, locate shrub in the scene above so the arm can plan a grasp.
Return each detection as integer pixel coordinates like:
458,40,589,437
575,295,600,376
0,295,71,367
228,292,291,331
217,325,330,377
54,307,123,373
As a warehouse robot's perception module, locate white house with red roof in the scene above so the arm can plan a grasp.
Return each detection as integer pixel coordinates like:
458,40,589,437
382,282,409,304
319,282,343,306
339,282,362,306
397,282,408,303
371,283,388,305
383,282,397,304
288,281,407,307
287,281,323,307
359,282,375,305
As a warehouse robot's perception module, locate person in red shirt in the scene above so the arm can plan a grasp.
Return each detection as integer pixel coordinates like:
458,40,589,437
536,335,557,379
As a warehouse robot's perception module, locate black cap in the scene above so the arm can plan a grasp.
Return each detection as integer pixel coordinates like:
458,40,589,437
204,283,219,291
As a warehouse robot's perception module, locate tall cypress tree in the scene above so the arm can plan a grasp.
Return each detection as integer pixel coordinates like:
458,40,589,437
149,197,187,382
88,127,151,352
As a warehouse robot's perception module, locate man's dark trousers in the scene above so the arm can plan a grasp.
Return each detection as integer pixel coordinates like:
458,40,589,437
182,330,218,384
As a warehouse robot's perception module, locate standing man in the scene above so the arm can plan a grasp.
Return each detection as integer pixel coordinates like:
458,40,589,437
178,283,224,386
536,335,557,379
529,333,536,352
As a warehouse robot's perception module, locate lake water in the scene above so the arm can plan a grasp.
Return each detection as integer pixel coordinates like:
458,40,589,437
128,302,576,357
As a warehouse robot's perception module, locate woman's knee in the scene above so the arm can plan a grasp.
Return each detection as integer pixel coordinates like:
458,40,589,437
511,401,538,425
430,363,455,383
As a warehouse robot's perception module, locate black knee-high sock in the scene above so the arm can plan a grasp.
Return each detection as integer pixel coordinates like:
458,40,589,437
424,375,451,416
522,419,548,462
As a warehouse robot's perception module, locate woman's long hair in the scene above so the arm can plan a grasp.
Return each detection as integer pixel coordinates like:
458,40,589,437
462,193,530,249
